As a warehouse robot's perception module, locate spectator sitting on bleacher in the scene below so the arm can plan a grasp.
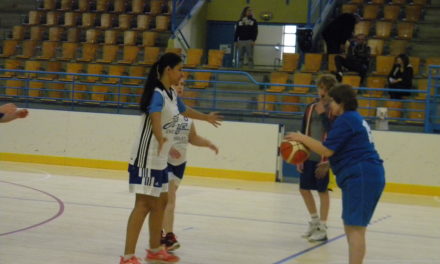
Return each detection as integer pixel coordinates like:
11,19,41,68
334,34,370,83
387,54,413,100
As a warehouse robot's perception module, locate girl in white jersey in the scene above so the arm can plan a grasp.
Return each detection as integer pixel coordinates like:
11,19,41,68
161,79,219,251
120,53,222,264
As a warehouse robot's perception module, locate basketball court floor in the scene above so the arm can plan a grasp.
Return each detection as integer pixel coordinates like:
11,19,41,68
1,161,439,264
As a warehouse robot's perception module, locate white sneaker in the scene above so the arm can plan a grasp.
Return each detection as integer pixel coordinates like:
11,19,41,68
301,220,319,238
308,223,328,242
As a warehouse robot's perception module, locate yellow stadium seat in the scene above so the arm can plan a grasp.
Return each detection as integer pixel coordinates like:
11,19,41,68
193,72,212,89
366,76,387,97
118,46,140,64
267,72,289,93
97,45,120,63
280,53,300,72
36,41,59,60
77,43,99,62
123,66,145,85
184,48,204,68
135,15,153,31
12,25,25,40
48,26,64,41
142,31,158,46
342,75,361,88
104,30,119,45
383,5,401,21
16,40,38,59
0,40,19,58
389,39,408,56
58,42,78,61
397,22,415,40
375,21,392,39
132,0,146,14
368,39,385,56
140,46,160,65
373,55,395,75
363,4,380,20
291,72,313,94
302,53,323,72
155,15,170,31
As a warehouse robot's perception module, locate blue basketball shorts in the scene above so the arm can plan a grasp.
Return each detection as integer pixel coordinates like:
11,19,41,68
128,164,169,197
300,160,329,192
337,161,385,226
167,162,187,185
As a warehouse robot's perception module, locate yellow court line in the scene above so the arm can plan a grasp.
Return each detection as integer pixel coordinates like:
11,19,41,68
385,183,440,196
0,153,275,182
2,152,440,195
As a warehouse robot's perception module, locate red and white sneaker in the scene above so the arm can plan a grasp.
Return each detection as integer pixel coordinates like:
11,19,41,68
161,232,180,251
145,248,180,263
119,256,142,264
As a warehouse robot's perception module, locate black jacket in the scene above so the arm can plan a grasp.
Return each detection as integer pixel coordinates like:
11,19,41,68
388,64,413,89
322,13,357,45
234,16,258,42
347,41,370,65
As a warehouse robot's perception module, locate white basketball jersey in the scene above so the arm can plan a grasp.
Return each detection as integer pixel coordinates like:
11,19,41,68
129,87,181,170
168,116,192,166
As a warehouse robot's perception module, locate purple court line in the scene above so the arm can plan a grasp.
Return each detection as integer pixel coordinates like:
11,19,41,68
0,180,65,237
272,215,392,264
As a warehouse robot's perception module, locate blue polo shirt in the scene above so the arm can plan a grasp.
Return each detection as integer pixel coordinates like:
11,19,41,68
323,111,382,176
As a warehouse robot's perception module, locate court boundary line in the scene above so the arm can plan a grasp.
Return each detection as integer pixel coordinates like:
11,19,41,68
0,180,65,236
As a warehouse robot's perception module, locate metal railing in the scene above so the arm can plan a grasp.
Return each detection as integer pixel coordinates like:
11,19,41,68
0,67,439,132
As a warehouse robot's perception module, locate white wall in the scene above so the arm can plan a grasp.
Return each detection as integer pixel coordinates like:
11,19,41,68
373,130,440,186
0,109,280,175
1,109,440,187
254,25,284,66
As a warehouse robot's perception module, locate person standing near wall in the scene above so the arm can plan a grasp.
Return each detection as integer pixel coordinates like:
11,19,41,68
161,78,219,251
234,6,258,68
297,75,336,242
120,53,221,264
285,84,385,264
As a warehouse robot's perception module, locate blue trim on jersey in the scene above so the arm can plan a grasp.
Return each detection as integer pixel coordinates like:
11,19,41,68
149,91,164,113
177,97,186,113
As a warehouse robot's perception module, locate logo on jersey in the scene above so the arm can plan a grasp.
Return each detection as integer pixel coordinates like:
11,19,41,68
175,121,190,134
163,115,180,130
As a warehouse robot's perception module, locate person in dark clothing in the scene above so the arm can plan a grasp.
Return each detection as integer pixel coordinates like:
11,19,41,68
388,54,413,99
334,34,370,83
234,6,258,68
322,13,359,54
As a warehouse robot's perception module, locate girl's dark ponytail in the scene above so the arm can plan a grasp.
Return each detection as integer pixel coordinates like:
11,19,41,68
140,62,160,111
139,52,183,112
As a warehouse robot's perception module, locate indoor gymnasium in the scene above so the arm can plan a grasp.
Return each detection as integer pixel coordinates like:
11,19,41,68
1,0,439,264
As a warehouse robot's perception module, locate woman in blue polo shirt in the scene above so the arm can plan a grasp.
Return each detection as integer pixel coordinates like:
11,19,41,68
285,84,385,264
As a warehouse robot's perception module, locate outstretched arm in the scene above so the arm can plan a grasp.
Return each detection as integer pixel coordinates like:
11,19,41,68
188,123,218,154
0,107,28,123
182,106,222,127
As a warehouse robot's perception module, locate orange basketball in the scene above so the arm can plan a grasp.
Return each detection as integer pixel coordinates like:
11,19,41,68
280,140,310,165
